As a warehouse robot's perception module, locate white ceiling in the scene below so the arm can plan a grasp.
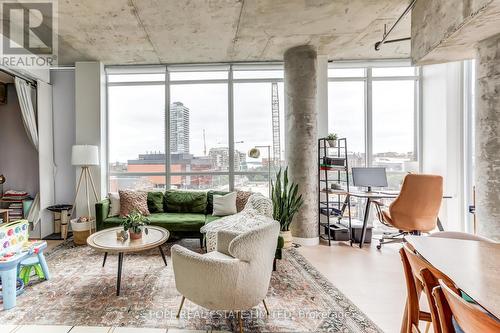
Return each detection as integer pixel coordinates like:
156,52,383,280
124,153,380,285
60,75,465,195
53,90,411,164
56,0,412,65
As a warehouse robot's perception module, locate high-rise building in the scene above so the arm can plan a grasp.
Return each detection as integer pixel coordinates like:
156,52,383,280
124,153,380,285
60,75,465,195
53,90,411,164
170,102,190,153
209,147,247,171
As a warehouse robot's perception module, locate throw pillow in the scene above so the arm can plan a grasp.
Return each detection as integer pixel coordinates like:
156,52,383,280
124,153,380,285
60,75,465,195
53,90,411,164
147,191,164,213
164,190,207,214
236,190,253,212
206,190,230,214
119,190,150,217
212,192,237,216
108,192,120,217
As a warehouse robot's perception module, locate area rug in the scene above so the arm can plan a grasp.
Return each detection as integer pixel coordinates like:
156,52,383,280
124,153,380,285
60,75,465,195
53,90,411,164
0,239,382,332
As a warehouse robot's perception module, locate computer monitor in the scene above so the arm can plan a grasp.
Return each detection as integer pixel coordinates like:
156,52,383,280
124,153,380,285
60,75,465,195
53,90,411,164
352,167,388,192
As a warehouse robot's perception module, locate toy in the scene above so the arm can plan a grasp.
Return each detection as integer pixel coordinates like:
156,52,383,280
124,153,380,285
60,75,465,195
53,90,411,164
0,220,49,309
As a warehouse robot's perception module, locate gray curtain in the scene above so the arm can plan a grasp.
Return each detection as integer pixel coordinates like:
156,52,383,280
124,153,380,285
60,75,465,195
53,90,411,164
14,77,40,227
14,77,39,151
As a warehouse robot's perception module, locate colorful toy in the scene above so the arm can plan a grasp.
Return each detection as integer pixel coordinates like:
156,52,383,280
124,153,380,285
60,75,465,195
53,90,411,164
0,220,49,310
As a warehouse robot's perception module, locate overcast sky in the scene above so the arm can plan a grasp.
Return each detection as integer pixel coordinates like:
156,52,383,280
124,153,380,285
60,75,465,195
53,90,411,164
109,73,414,164
109,82,285,164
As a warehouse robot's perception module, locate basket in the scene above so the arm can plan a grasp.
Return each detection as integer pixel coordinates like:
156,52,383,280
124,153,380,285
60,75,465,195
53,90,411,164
70,218,95,245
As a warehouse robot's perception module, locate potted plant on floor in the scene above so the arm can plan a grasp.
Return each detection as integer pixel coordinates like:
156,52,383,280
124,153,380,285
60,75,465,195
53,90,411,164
271,167,304,248
121,211,149,240
326,133,338,147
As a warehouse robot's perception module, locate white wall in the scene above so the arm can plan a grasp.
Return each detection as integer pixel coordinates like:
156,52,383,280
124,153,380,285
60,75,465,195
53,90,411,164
51,69,76,204
316,55,329,138
422,62,466,231
74,62,106,217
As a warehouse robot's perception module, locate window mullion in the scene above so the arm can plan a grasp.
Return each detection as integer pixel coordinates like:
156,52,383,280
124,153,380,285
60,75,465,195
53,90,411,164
228,65,235,191
165,67,171,189
366,67,373,167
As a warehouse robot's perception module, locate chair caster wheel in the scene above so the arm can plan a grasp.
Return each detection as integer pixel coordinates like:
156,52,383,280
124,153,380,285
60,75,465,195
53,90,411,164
376,244,382,250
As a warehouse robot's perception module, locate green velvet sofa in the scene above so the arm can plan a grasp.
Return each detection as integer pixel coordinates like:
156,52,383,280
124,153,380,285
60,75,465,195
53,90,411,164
95,190,284,268
96,190,227,246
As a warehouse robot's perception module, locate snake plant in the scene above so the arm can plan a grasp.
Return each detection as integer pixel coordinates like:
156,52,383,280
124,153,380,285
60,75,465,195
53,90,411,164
271,167,304,231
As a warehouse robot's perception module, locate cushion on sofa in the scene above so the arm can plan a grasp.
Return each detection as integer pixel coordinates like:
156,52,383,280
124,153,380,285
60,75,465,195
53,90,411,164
147,191,164,213
205,215,222,224
108,192,120,217
104,213,207,232
236,190,253,212
148,213,205,227
164,190,207,214
206,190,230,214
119,190,150,217
212,192,237,216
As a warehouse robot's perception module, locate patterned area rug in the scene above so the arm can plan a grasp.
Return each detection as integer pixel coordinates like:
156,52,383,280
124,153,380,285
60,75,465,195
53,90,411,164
0,239,382,332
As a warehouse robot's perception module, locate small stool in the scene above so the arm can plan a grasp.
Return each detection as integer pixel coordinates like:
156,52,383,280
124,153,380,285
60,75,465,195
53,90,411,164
18,256,46,285
18,248,50,286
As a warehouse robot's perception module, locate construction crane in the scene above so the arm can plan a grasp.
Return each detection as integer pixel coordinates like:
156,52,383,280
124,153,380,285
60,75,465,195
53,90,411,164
271,82,281,167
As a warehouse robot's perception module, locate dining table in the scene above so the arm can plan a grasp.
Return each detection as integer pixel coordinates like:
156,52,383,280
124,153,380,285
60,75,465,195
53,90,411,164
405,235,500,320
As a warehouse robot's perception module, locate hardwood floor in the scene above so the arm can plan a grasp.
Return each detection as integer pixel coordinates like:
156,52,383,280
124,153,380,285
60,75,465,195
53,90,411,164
299,240,406,333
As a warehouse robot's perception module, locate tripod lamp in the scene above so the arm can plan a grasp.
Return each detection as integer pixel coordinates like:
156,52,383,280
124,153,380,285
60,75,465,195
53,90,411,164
71,145,99,219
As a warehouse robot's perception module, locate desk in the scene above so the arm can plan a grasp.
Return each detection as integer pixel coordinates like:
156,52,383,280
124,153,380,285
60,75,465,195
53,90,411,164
405,235,500,319
346,191,448,248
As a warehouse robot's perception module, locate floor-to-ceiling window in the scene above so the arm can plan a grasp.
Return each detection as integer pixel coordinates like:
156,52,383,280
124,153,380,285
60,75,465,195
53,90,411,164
107,68,166,192
107,65,284,196
371,67,419,189
328,63,420,188
327,63,420,225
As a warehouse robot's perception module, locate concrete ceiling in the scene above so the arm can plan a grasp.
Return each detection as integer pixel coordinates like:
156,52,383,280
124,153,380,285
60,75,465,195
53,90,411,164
56,0,412,65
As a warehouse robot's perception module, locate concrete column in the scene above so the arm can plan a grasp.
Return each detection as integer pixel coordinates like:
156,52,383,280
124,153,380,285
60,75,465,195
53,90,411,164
284,45,319,245
475,33,500,241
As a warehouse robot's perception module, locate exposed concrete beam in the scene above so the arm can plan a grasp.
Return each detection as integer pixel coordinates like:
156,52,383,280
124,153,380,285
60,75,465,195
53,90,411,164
128,0,161,63
411,0,500,65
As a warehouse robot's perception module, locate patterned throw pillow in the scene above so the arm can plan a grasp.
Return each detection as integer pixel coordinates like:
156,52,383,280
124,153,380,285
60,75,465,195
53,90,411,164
236,191,253,212
119,190,150,217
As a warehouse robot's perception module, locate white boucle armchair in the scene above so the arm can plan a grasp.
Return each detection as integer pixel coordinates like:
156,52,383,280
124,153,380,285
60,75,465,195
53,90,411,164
172,221,280,332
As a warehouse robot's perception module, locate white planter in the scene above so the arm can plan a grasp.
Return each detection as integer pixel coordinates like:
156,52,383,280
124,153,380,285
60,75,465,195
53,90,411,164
280,230,293,249
70,218,93,231
327,139,337,148
70,218,94,245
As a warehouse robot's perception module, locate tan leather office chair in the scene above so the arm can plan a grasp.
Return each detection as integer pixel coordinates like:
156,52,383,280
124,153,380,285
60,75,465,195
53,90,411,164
374,173,443,249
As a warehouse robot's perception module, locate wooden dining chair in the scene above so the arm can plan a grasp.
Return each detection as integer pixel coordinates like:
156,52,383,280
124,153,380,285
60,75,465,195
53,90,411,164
432,279,500,333
400,243,459,333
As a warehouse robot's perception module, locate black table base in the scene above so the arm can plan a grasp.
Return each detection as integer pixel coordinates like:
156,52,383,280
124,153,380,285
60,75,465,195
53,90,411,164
102,246,168,296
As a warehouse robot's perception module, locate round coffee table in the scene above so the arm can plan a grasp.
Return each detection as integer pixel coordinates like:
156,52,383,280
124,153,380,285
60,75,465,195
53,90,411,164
87,226,170,296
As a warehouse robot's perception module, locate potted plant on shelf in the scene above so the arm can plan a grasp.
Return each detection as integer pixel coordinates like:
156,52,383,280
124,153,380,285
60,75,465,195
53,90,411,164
326,133,338,147
271,167,304,248
121,211,149,240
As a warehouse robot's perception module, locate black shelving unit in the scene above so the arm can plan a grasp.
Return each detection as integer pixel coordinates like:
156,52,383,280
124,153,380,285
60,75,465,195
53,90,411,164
317,137,352,246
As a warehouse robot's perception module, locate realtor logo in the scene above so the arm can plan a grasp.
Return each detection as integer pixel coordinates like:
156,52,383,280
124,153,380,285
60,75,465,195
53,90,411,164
0,0,57,67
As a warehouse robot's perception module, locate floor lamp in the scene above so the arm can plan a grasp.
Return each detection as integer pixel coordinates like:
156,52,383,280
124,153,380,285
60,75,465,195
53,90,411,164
248,145,272,197
71,145,99,222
